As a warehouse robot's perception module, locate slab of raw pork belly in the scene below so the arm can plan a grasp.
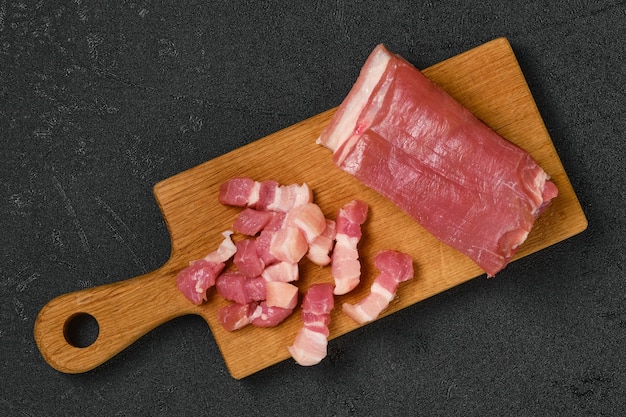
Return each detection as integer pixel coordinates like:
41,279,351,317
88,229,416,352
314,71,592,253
287,283,335,366
318,44,558,276
343,250,414,325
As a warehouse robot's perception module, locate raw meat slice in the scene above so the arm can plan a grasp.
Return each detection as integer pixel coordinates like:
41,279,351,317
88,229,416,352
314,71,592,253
261,261,299,283
343,250,414,325
269,226,308,264
288,283,335,366
176,230,236,304
215,271,266,305
255,230,279,266
261,182,313,212
233,239,265,278
301,283,335,316
306,219,336,266
176,260,225,305
332,200,369,295
318,44,558,276
217,302,259,332
218,177,259,207
265,282,299,310
251,301,294,327
232,208,273,236
220,178,312,212
264,211,287,231
284,203,327,243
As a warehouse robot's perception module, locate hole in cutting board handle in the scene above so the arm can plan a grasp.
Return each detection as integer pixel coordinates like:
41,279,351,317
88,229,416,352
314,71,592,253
64,313,100,348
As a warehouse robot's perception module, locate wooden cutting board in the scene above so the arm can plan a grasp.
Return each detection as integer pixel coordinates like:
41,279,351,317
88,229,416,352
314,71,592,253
34,37,587,379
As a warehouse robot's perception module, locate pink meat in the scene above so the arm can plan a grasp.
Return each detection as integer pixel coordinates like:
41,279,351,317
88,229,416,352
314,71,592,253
251,301,294,327
265,282,299,310
284,203,327,243
215,271,266,305
269,226,308,264
176,260,225,305
342,250,414,325
233,239,265,278
217,302,258,332
176,230,236,304
306,219,336,266
260,182,313,212
288,283,335,366
232,208,273,236
255,230,279,266
301,283,335,315
219,178,312,212
318,44,557,277
332,200,369,295
261,261,299,282
218,177,259,207
264,211,287,231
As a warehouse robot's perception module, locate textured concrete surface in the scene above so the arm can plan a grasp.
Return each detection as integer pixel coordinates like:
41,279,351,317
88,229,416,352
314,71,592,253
1,1,625,416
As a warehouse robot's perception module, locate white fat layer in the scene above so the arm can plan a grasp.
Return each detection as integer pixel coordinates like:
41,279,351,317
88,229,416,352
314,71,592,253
248,181,261,206
319,47,391,152
371,282,394,302
204,230,236,263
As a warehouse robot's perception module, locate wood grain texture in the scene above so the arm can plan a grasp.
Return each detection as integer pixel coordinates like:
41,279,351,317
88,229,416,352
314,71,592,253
34,37,587,379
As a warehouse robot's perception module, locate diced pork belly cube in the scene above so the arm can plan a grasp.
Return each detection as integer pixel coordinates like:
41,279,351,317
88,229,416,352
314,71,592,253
215,271,266,305
255,230,278,266
176,260,225,305
233,238,265,278
287,327,329,367
265,282,299,310
176,230,237,304
232,208,273,236
284,203,327,242
262,183,313,212
306,219,336,266
264,211,287,231
218,177,259,207
217,302,258,332
261,261,299,282
251,301,294,327
269,226,308,263
342,250,414,325
301,282,335,316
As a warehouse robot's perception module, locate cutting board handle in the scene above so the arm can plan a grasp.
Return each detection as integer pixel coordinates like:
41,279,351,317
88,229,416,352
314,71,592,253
33,263,195,373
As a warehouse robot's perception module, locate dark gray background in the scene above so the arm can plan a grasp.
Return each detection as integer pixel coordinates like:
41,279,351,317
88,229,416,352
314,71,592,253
2,1,625,416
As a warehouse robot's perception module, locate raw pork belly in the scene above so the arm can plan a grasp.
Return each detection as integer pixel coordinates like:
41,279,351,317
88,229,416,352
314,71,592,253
215,271,266,305
288,283,335,366
219,178,312,212
176,231,236,304
318,44,558,276
332,200,368,295
343,250,414,325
